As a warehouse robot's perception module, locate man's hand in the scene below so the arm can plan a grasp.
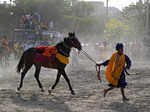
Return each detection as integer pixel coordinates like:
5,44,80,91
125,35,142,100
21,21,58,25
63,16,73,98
96,63,102,66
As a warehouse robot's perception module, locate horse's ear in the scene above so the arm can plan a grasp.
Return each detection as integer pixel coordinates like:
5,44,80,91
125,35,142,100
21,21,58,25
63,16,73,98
72,32,75,37
64,37,68,41
68,32,72,37
73,32,75,35
68,32,73,39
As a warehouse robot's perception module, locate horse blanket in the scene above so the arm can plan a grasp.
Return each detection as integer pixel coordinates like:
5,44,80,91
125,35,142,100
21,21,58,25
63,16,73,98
35,46,69,64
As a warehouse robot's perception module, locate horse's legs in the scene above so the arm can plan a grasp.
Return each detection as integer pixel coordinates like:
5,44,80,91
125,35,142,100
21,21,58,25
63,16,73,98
34,65,44,92
17,64,32,91
4,54,9,67
61,69,75,95
0,56,2,66
48,70,61,94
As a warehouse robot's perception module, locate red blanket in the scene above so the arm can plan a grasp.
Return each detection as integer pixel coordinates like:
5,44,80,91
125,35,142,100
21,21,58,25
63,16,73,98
36,46,57,56
34,53,56,63
36,46,47,53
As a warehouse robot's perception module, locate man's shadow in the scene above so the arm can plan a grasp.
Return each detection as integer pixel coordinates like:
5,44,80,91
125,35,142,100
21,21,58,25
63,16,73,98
108,101,138,112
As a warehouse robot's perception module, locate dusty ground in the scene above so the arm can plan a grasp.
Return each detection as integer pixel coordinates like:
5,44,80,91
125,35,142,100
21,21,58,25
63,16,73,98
0,56,150,112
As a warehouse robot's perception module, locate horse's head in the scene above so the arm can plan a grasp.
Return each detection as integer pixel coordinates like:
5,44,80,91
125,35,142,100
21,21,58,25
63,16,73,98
64,32,82,51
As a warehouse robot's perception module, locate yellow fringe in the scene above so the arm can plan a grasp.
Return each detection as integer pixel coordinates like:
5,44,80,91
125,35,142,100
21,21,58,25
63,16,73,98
56,53,69,64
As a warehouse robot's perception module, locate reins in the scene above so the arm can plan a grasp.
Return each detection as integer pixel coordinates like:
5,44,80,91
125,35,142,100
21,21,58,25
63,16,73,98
69,37,102,82
81,50,97,64
96,64,102,82
80,50,102,82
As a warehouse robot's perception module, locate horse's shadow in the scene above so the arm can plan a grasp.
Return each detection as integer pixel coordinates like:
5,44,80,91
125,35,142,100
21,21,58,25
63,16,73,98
11,92,72,112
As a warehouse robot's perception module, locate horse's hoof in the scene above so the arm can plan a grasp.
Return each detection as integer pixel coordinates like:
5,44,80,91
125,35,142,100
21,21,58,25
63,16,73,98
16,88,20,94
41,88,45,92
48,90,52,95
17,87,20,91
71,91,75,95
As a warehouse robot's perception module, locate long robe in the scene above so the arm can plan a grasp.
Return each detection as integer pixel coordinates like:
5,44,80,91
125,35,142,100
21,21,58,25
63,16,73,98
102,52,131,88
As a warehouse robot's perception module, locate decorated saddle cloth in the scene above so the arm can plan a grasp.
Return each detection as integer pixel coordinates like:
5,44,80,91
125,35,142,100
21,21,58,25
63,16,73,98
56,53,69,64
35,46,69,64
36,46,57,56
106,52,125,86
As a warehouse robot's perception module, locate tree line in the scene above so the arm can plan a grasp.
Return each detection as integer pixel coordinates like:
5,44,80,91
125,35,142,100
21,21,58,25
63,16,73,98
1,0,149,41
0,0,104,39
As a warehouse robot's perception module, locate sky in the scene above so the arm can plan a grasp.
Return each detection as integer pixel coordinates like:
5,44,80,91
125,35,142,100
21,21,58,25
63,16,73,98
82,0,139,10
0,0,140,10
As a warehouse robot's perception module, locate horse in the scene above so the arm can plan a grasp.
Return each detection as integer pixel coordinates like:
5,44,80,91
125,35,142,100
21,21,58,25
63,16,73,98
16,32,82,95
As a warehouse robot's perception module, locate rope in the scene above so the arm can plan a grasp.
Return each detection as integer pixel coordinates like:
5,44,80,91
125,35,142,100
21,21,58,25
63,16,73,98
80,50,101,82
81,50,97,64
80,50,134,83
96,65,102,82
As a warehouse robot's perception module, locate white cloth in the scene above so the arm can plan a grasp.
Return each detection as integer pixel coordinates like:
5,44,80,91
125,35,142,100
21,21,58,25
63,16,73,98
24,44,33,51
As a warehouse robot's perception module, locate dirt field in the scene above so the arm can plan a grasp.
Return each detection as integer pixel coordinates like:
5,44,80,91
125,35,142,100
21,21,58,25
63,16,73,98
0,57,150,112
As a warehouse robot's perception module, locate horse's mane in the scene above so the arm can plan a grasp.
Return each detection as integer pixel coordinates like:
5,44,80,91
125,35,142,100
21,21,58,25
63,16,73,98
55,41,64,47
55,38,71,57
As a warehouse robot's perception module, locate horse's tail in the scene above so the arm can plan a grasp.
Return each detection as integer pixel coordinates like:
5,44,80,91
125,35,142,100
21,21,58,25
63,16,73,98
16,52,25,73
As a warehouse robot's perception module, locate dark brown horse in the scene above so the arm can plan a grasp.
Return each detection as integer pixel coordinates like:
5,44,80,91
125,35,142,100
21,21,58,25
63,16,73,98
16,32,82,95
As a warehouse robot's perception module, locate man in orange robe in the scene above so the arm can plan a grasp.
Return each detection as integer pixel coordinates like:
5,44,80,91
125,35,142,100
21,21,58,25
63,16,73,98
97,43,131,101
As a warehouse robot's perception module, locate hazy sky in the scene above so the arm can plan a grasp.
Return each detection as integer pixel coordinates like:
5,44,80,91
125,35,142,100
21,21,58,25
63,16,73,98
0,0,139,10
83,0,139,10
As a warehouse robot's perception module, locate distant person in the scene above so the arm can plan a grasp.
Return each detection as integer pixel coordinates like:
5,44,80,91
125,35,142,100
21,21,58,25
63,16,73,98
49,21,54,29
25,13,32,29
0,36,10,52
34,12,40,23
18,43,24,56
13,42,19,59
23,42,33,51
101,41,108,61
23,14,27,24
97,43,132,101
1,35,8,45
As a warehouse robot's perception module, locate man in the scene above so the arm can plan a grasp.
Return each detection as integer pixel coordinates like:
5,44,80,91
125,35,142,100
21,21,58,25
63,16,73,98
34,12,40,23
97,43,131,101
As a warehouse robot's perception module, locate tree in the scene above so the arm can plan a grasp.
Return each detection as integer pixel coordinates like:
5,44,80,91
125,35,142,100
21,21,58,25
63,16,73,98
63,1,103,35
104,19,131,40
122,1,145,40
0,0,103,39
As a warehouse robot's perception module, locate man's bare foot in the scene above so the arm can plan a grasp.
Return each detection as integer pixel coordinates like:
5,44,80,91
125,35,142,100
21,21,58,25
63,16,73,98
104,89,107,97
123,97,129,102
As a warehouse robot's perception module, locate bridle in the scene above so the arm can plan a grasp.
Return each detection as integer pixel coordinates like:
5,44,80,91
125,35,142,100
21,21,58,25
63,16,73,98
68,36,102,82
68,37,80,50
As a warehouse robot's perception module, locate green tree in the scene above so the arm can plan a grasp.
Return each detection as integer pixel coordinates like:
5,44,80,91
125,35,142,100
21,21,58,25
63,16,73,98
122,1,145,40
63,1,103,35
15,0,65,27
104,19,131,40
